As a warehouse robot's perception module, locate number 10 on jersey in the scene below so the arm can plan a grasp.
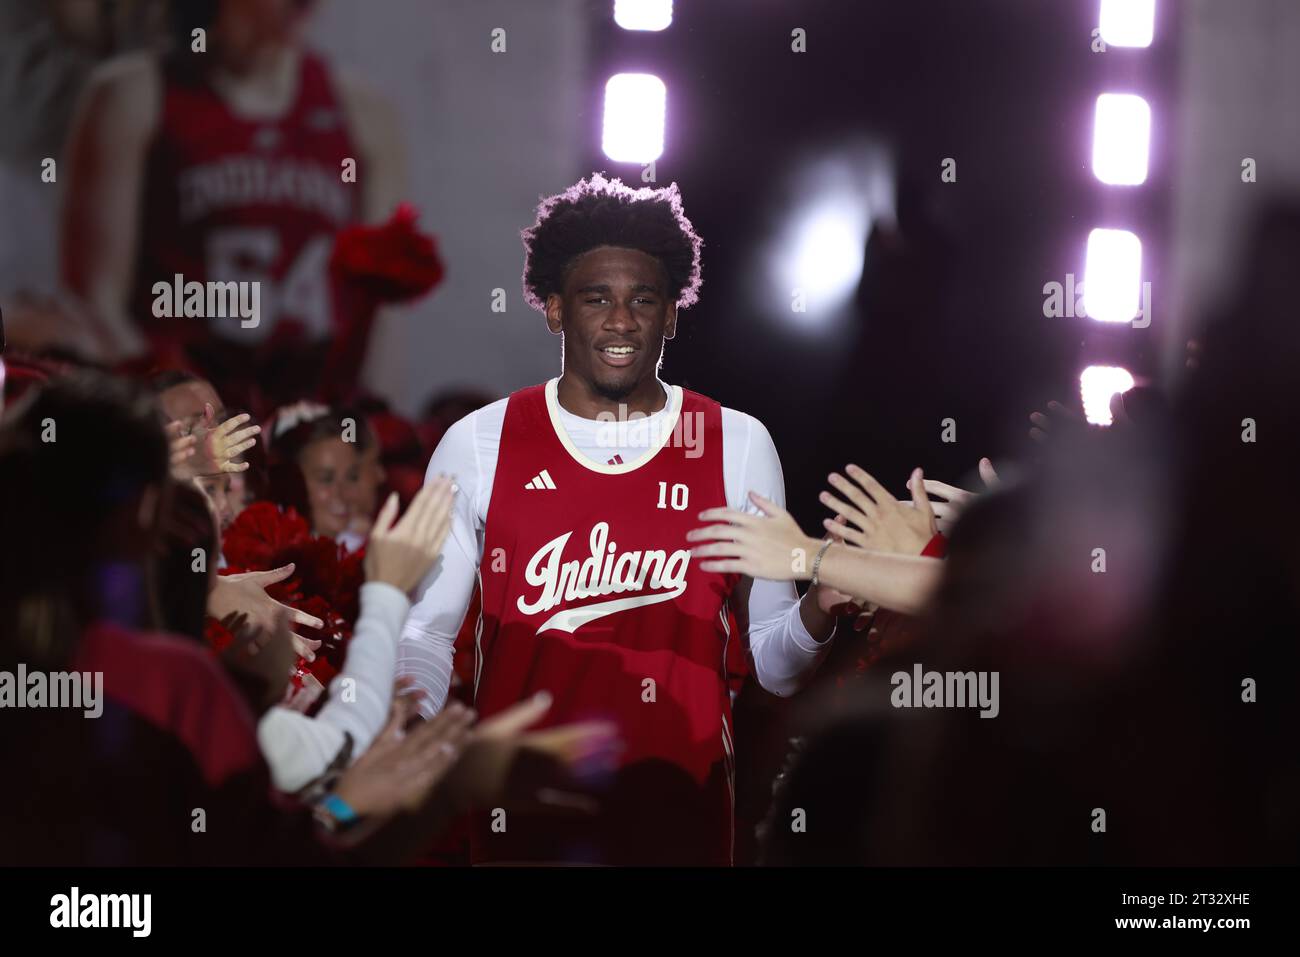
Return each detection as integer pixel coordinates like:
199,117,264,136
657,482,689,511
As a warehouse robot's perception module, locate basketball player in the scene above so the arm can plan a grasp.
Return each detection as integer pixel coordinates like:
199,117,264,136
397,175,842,865
60,0,405,413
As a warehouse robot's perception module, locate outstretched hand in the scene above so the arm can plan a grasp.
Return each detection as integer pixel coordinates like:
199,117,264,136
922,457,1000,534
334,698,478,818
820,465,937,555
170,403,261,480
165,419,198,479
687,492,820,582
363,477,456,595
209,563,325,661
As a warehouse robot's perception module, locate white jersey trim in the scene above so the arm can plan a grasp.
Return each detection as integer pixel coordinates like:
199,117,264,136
544,377,684,475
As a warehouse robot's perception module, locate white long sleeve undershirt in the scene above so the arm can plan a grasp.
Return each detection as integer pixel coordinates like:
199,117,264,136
257,581,410,792
397,378,834,718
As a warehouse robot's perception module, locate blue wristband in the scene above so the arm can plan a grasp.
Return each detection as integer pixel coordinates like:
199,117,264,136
320,793,359,826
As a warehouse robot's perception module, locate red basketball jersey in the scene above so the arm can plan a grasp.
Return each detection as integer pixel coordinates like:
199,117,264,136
475,381,739,865
132,52,360,411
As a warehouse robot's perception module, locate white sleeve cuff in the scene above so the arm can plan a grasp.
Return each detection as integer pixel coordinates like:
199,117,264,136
788,594,835,652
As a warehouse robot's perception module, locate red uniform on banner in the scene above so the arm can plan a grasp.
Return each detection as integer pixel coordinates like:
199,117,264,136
474,382,739,865
131,52,360,413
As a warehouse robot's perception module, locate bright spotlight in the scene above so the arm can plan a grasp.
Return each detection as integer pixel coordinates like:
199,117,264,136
614,0,673,31
1080,365,1136,425
1099,0,1155,48
781,203,866,327
1083,228,1142,323
753,144,889,334
1093,93,1150,185
602,73,666,163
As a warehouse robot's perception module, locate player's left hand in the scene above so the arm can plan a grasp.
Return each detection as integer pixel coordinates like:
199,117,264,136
687,492,821,581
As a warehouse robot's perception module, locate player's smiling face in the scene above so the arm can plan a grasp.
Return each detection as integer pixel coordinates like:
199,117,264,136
546,245,678,402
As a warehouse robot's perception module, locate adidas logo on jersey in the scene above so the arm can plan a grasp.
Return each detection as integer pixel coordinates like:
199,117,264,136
524,469,557,490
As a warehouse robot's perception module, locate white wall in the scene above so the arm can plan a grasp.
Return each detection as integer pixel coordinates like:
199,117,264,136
308,0,591,414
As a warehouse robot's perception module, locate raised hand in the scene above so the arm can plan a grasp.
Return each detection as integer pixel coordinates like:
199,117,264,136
362,477,456,594
165,419,199,479
185,403,261,477
208,563,325,661
687,492,820,581
821,465,937,555
333,699,478,817
922,457,1000,534
167,405,260,480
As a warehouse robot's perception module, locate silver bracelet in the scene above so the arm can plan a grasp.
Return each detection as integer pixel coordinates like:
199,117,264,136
810,538,834,587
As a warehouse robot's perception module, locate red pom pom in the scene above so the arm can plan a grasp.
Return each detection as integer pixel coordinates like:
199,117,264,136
222,501,311,570
219,501,367,689
330,203,445,304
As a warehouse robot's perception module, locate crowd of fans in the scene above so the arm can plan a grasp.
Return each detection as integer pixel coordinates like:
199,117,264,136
0,0,1294,870
752,204,1300,866
0,332,598,863
1,202,1296,867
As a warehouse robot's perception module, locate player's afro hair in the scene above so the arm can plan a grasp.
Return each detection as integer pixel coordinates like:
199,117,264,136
521,173,703,313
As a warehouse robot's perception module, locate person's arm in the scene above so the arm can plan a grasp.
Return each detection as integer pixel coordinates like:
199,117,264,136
724,413,836,697
59,54,159,361
209,563,325,660
257,581,409,792
689,495,945,617
396,414,485,717
315,582,409,744
813,544,943,616
334,67,407,225
259,477,457,791
732,576,834,697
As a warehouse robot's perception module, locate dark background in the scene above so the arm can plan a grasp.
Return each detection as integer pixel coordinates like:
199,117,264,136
583,0,1180,530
